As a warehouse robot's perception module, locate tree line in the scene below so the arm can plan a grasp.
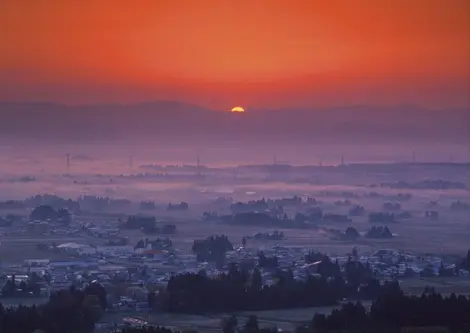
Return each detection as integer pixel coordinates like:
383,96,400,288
0,282,106,333
132,288,470,333
308,287,470,332
159,262,397,313
2,277,470,332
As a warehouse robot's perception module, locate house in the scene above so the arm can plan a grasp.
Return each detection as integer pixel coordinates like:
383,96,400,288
96,245,135,256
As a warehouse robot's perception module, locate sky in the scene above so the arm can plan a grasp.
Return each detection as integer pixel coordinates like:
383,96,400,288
0,0,469,110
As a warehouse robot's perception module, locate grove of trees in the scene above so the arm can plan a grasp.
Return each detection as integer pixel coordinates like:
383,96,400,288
2,276,470,333
162,262,396,313
0,282,107,333
310,288,470,332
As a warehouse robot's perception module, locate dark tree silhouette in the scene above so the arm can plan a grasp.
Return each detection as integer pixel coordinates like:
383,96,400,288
345,226,360,239
30,205,56,221
312,288,470,332
56,208,71,224
192,235,233,267
365,225,393,238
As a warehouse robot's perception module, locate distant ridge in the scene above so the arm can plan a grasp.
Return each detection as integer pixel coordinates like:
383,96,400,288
0,101,468,144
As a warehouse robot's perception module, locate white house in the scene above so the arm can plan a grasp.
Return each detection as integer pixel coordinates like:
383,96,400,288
96,245,134,256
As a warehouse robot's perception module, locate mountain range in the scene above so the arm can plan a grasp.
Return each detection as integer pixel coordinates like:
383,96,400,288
0,101,468,144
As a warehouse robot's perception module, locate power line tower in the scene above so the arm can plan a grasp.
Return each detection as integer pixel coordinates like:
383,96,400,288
234,166,239,179
66,153,71,171
196,155,202,177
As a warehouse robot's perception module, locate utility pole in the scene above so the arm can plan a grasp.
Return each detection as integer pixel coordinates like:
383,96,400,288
412,150,416,163
341,155,344,166
129,155,133,168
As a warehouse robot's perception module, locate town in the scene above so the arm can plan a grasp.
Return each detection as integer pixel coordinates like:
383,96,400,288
0,176,469,332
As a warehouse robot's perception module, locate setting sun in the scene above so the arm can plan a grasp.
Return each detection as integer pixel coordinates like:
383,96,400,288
231,106,245,113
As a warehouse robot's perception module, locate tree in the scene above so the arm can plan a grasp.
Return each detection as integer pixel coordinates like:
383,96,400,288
19,280,27,292
84,282,107,309
2,278,15,296
221,315,238,333
365,225,393,238
352,246,358,259
30,205,56,221
244,315,259,333
148,291,157,309
317,256,341,278
251,268,262,292
345,227,360,239
192,235,233,265
83,294,104,322
57,208,72,224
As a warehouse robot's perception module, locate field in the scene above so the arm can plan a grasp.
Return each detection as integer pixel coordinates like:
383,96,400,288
1,202,470,262
102,305,342,332
400,277,470,295
125,207,470,255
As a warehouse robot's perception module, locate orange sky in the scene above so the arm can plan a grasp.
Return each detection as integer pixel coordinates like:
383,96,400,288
0,0,469,109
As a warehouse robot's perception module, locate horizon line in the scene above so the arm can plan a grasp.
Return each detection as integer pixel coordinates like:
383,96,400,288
0,100,467,112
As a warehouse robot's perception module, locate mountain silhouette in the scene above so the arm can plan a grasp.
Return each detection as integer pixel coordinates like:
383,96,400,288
0,101,468,144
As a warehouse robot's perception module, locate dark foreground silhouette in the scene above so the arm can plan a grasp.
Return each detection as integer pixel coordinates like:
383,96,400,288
2,278,470,333
307,288,470,333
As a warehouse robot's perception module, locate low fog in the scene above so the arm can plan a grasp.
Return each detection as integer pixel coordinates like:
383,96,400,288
0,142,468,201
0,140,470,331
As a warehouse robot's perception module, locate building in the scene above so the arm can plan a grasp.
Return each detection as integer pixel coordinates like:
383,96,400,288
96,245,135,256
